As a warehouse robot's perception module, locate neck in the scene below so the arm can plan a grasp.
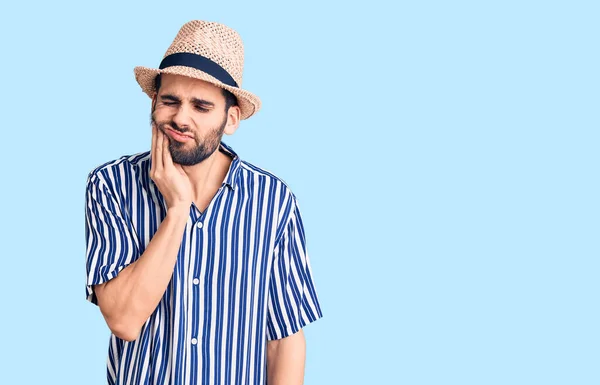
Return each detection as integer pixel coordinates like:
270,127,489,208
181,146,232,201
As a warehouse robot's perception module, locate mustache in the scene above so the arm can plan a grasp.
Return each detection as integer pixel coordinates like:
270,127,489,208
150,112,193,137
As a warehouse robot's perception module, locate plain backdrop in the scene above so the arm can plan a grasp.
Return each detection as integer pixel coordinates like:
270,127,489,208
0,1,598,384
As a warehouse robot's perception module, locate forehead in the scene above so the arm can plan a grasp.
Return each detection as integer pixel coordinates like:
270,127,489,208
159,73,223,101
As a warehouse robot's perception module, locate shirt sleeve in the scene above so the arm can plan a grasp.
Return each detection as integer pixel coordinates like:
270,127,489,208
84,173,140,306
266,195,324,340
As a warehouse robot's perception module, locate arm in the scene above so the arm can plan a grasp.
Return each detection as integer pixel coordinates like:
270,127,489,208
91,124,193,341
94,207,188,341
264,194,323,383
267,330,306,385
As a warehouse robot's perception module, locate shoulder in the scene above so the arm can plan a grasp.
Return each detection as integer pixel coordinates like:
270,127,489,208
237,159,299,202
236,159,304,236
86,150,151,189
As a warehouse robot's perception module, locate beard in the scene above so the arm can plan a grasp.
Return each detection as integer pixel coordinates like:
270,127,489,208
150,110,228,166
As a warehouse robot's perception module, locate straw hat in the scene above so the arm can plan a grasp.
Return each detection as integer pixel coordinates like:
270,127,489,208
134,20,261,120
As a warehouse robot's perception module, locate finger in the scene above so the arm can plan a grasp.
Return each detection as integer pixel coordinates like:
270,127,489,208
150,124,157,174
163,134,174,168
156,127,164,172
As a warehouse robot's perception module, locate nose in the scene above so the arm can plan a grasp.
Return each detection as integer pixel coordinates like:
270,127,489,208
171,103,193,130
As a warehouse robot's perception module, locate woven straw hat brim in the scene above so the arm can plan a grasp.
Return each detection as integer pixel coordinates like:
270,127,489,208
134,65,261,120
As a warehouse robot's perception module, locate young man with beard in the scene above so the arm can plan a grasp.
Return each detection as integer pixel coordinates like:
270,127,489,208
84,20,323,385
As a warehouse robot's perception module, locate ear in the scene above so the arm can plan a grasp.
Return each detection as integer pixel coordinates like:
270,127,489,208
223,105,241,135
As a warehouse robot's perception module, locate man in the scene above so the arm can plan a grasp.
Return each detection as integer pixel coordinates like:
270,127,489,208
84,20,323,385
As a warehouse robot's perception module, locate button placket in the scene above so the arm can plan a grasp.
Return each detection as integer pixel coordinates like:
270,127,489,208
191,219,203,347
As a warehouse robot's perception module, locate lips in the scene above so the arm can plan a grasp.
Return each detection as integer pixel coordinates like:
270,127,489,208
166,128,193,142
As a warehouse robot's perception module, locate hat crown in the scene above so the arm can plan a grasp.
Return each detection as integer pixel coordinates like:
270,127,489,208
164,20,244,87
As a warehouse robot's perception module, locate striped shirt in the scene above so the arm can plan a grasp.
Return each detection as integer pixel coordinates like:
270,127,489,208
84,141,323,385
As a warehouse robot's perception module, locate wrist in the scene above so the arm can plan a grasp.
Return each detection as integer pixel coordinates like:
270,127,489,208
166,205,189,219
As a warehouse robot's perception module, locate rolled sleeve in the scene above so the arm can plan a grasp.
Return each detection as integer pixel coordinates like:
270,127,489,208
266,196,323,340
84,173,140,306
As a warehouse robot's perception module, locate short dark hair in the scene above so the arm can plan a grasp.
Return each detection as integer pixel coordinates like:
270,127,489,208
154,74,238,112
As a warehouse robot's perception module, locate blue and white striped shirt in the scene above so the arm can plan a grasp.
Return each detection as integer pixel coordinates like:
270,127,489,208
84,141,323,385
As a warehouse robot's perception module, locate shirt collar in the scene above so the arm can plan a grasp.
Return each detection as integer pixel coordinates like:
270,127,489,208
219,141,241,191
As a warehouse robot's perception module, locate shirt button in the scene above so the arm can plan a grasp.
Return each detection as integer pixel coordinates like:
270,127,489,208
196,222,203,229
191,338,198,345
193,278,200,285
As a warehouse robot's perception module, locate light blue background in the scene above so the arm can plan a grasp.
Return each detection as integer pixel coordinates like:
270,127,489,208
0,1,598,384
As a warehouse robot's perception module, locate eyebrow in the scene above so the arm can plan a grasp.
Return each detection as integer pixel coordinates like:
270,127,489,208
160,94,181,103
191,98,215,108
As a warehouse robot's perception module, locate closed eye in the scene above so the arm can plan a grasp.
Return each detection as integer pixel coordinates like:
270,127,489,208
160,94,181,106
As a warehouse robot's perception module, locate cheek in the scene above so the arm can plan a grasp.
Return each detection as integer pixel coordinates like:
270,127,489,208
152,106,174,121
201,111,226,127
185,113,210,129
